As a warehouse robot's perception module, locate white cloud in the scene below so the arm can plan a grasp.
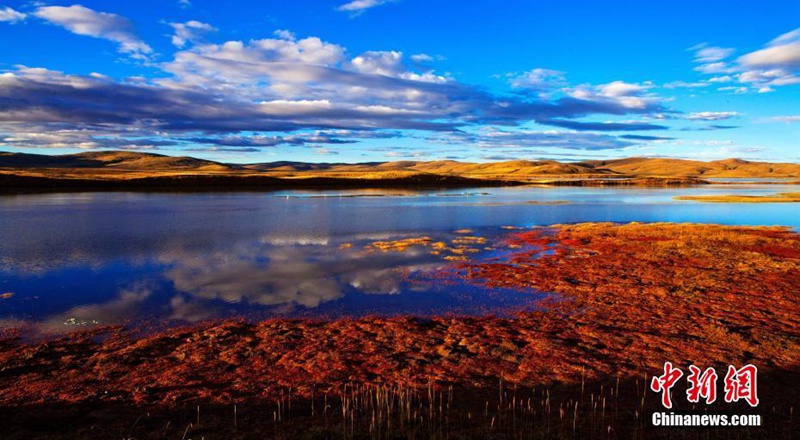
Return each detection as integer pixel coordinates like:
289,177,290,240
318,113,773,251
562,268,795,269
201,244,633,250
693,28,800,92
707,75,734,83
507,68,567,95
162,34,346,90
259,99,333,115
410,53,434,63
0,6,26,23
761,115,800,123
273,29,295,40
312,147,339,155
337,0,393,15
663,80,710,89
693,61,738,74
738,68,800,87
739,28,800,69
0,28,676,153
690,44,737,75
350,50,403,76
349,50,447,82
740,45,800,69
471,128,638,151
717,86,749,94
169,20,215,48
691,44,734,63
161,33,450,114
599,81,649,96
569,81,659,109
686,111,740,121
34,5,152,60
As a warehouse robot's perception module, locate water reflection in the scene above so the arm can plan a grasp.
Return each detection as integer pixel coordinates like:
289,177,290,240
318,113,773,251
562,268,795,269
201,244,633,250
0,226,539,336
1,183,799,336
161,240,439,309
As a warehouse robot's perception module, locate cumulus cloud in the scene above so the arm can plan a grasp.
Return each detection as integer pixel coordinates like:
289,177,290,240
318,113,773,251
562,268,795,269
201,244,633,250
0,6,26,23
33,5,152,60
507,68,567,97
350,51,448,82
566,81,661,110
0,63,461,151
161,33,346,90
351,50,402,75
0,27,676,152
169,20,215,48
692,28,800,93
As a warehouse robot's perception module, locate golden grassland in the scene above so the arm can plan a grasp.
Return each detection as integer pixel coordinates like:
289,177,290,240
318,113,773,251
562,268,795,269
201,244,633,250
3,151,800,187
675,192,800,203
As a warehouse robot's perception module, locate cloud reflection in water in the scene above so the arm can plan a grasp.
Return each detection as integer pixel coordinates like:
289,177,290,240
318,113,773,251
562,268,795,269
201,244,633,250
2,229,530,336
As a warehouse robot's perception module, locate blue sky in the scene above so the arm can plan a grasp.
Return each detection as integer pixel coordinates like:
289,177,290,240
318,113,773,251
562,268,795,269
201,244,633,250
0,0,799,163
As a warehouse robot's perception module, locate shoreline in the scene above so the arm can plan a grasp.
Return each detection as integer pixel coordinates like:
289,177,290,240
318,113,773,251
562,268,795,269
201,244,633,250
0,173,715,193
0,172,525,192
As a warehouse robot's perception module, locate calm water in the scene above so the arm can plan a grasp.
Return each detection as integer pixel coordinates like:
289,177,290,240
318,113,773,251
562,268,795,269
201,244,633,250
2,183,799,336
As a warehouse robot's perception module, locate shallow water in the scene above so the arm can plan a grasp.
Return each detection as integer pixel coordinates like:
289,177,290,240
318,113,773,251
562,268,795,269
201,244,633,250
1,183,799,336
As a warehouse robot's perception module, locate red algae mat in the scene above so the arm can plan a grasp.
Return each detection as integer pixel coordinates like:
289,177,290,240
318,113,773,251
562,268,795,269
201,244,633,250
1,222,799,438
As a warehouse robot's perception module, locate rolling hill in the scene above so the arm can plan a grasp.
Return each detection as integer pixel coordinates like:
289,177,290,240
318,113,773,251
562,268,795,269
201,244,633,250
588,157,800,178
1,152,800,189
0,151,238,172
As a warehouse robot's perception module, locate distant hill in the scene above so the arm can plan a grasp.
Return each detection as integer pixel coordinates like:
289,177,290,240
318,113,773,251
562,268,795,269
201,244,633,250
2,151,800,180
0,151,237,172
246,159,608,176
586,157,800,178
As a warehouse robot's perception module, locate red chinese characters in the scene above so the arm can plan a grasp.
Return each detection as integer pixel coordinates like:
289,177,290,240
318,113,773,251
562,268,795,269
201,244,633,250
686,365,718,404
652,363,759,408
724,364,759,407
650,362,684,408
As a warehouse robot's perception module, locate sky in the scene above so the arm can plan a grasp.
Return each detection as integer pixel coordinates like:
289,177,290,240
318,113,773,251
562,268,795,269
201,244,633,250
0,1,799,164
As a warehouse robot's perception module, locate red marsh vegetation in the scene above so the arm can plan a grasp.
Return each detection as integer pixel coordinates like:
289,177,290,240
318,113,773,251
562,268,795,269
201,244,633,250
1,222,798,438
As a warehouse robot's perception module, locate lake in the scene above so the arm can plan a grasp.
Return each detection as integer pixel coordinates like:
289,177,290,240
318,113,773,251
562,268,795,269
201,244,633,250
2,183,799,336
